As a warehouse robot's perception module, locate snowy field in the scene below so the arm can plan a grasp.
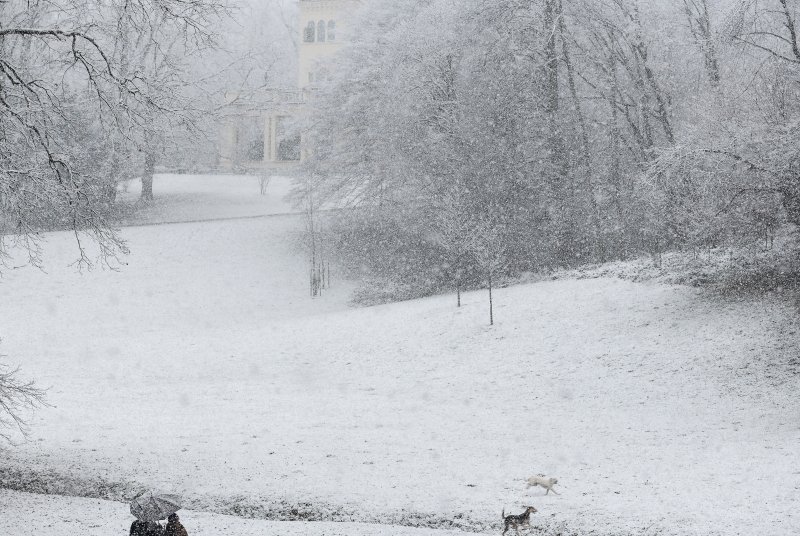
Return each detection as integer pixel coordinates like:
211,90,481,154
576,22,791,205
116,174,300,223
1,175,800,536
0,489,472,536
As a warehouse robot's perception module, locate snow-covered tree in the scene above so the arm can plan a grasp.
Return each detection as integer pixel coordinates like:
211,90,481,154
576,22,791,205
298,0,800,301
0,0,229,266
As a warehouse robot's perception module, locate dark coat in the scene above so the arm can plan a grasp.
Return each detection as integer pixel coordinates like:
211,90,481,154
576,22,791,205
164,519,188,536
130,521,164,536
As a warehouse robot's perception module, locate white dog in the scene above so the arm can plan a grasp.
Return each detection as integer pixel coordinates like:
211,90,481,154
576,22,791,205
526,475,559,495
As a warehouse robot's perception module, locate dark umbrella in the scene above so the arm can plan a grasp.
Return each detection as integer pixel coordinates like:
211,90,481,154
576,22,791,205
130,491,182,522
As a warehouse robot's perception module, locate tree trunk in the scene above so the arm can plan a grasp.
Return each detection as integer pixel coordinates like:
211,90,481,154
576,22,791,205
543,0,565,199
559,4,602,261
140,150,156,202
542,0,574,263
488,271,494,326
682,0,721,85
111,8,131,206
104,177,118,205
608,44,627,256
783,183,800,227
779,0,800,62
105,151,122,205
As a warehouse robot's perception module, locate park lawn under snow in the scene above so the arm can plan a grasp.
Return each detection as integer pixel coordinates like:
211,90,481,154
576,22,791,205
0,489,474,536
2,174,800,536
115,173,300,224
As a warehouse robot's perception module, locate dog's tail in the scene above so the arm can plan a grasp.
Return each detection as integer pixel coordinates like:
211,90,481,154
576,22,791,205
501,509,505,520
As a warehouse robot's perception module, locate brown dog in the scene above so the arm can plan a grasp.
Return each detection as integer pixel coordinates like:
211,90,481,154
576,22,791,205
501,506,537,535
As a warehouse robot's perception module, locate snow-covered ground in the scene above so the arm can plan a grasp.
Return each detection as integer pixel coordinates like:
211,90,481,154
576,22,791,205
1,175,799,535
0,489,472,536
116,174,300,224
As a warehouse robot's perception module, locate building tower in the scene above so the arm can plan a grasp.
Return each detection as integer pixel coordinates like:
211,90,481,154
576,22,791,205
219,0,358,172
298,0,356,89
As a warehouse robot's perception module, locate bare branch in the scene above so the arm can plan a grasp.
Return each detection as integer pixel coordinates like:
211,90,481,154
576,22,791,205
0,364,49,444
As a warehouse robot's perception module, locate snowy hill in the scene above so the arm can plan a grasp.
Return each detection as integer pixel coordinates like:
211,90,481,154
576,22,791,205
1,175,799,536
0,489,472,536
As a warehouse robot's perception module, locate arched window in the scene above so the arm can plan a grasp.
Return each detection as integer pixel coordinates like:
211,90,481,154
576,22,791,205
327,20,336,41
317,20,326,42
303,21,315,42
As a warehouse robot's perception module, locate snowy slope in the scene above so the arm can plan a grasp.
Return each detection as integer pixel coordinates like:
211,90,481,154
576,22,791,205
1,175,799,536
0,489,473,536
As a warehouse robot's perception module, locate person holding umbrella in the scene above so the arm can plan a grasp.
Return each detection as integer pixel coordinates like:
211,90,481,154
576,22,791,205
129,491,183,536
164,513,189,536
130,519,164,536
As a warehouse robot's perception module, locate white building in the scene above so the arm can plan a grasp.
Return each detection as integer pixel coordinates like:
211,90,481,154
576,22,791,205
218,0,358,174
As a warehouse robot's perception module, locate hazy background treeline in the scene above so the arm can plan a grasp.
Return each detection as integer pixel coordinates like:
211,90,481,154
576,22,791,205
300,0,800,303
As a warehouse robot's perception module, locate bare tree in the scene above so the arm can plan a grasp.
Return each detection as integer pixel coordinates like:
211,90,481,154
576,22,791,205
469,215,504,326
682,0,722,85
297,0,800,300
728,0,800,64
100,0,229,202
0,0,229,266
434,189,476,308
1,0,231,444
0,364,47,443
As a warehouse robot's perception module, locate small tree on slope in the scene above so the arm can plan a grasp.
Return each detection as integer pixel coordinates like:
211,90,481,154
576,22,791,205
469,214,505,326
